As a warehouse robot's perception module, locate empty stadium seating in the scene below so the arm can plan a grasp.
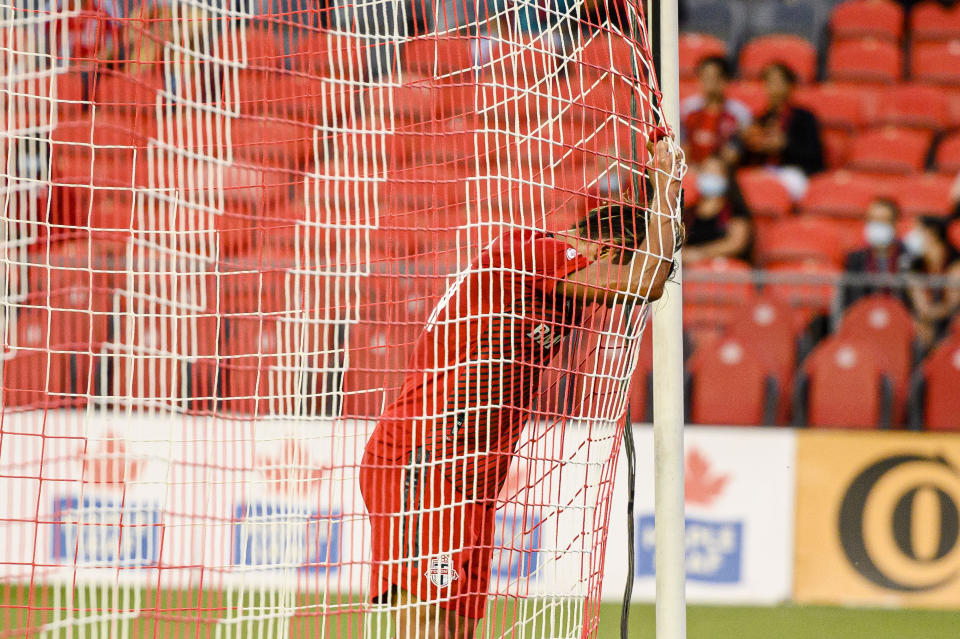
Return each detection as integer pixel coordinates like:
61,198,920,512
911,334,960,430
830,0,904,42
796,335,893,428
911,40,960,85
837,295,915,423
689,335,778,426
847,127,932,174
739,35,817,83
679,33,727,78
8,0,960,431
827,38,903,83
911,1,960,43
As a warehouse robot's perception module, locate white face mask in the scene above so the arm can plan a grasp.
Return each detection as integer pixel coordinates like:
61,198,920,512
903,228,926,256
864,221,895,249
697,173,728,198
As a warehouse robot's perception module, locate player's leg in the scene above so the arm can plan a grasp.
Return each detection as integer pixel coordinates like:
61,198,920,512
360,448,496,638
389,587,478,639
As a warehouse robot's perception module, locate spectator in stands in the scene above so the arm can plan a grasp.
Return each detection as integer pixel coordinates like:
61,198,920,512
743,63,824,200
841,198,909,309
66,0,122,68
682,155,753,264
679,56,752,166
904,216,960,347
126,3,170,75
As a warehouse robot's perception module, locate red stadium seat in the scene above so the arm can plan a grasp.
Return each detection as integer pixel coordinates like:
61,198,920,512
57,71,89,118
2,303,100,409
678,33,727,79
739,35,817,83
894,173,955,217
728,295,797,422
766,261,841,331
403,36,474,76
847,127,932,174
726,80,767,116
935,130,960,173
827,38,902,83
580,33,637,76
94,70,163,119
830,0,904,42
109,314,213,409
911,40,960,85
950,219,960,253
684,258,755,343
736,168,793,219
236,70,335,125
793,83,869,130
228,25,285,69
800,170,879,218
800,335,892,428
837,294,915,423
689,335,776,426
756,217,847,267
911,1,960,43
821,128,852,169
874,84,949,130
628,338,654,423
684,258,755,303
919,335,960,430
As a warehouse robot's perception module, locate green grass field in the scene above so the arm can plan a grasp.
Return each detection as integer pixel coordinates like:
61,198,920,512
2,585,956,639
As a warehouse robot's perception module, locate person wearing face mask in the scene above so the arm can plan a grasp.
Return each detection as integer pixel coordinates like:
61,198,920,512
904,216,960,348
682,155,753,264
841,198,907,309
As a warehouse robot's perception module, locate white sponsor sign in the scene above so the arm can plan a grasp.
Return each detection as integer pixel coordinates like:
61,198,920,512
0,413,793,606
599,425,796,604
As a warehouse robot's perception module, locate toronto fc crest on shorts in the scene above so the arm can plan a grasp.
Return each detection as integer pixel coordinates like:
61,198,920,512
425,553,459,588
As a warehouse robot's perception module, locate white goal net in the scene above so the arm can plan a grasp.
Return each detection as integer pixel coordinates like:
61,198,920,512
0,1,683,637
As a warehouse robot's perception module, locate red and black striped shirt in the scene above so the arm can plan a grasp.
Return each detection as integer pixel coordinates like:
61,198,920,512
365,230,590,501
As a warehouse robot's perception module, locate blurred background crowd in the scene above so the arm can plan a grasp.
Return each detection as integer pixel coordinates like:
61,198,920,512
9,0,960,430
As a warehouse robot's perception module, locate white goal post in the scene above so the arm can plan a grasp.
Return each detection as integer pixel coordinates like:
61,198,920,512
650,1,688,637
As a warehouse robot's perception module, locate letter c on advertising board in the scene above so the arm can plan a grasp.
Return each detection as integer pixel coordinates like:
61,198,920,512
839,455,960,592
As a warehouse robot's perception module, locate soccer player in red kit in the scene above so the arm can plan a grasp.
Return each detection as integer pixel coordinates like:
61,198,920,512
359,140,683,638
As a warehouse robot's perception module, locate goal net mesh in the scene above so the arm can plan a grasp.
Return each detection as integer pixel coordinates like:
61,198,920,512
0,1,681,637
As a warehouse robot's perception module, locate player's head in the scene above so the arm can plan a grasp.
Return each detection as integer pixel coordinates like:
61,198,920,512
762,62,797,108
575,204,644,264
696,55,731,102
574,199,685,268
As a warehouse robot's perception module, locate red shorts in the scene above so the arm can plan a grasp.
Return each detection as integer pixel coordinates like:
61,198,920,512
359,446,496,620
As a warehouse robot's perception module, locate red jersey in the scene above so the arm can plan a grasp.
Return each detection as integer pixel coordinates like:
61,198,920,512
680,95,752,164
364,230,589,501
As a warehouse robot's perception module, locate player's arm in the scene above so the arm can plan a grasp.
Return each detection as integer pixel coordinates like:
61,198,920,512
560,139,683,306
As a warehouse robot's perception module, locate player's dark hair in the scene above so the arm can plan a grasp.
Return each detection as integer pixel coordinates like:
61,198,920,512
697,55,731,79
575,198,686,272
763,61,797,86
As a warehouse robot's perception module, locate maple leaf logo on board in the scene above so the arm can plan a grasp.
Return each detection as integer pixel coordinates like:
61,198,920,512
258,440,331,496
684,447,729,507
81,434,143,486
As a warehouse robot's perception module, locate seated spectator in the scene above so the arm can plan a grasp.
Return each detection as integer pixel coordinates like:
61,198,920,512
67,0,122,68
679,56,752,166
682,155,753,264
841,198,909,309
904,216,960,347
743,62,824,200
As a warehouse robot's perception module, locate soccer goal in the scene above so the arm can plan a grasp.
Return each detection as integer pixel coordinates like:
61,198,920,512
0,1,685,637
